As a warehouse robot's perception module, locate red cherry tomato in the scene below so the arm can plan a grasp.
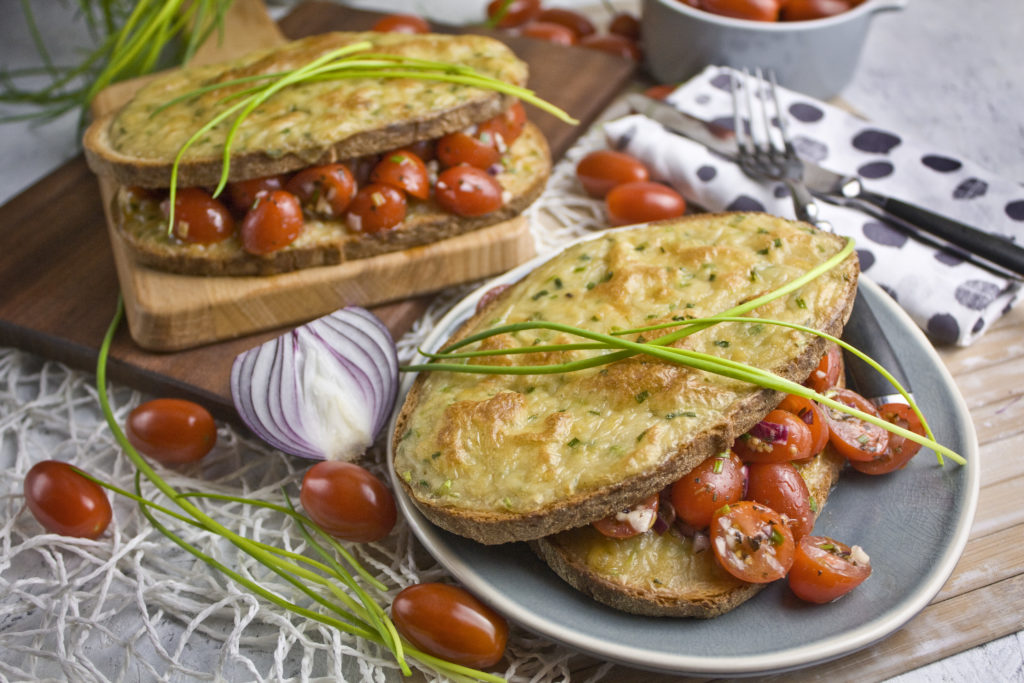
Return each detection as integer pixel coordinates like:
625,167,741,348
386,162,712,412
644,83,677,100
436,131,501,170
822,388,890,462
780,0,852,21
788,535,871,603
575,149,650,199
24,461,112,539
486,0,541,28
300,461,397,543
240,190,303,255
476,102,527,150
804,343,843,393
372,13,431,33
849,402,925,475
777,394,829,457
699,0,782,21
392,583,509,669
165,187,234,244
592,494,659,538
670,451,745,528
733,409,814,463
285,163,356,218
346,183,407,233
605,181,686,226
711,500,795,583
518,21,577,46
578,33,642,61
126,398,217,465
434,166,504,217
227,175,286,214
535,8,596,39
608,12,642,41
369,149,430,200
745,462,814,541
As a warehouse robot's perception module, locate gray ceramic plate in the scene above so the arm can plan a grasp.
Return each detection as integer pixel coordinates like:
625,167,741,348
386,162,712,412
386,238,979,677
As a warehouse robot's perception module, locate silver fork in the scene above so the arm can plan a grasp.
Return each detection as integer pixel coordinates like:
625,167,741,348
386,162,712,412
731,68,831,231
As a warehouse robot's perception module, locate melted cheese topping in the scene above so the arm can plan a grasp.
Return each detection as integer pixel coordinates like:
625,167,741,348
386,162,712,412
394,214,854,514
109,32,527,162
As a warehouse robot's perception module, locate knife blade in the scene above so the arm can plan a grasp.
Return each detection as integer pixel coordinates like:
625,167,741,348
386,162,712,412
626,93,1024,278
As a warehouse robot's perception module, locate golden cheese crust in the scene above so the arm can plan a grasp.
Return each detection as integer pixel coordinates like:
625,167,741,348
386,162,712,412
392,213,859,544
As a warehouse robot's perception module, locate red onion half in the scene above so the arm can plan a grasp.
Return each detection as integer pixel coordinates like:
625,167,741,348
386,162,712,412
231,307,399,461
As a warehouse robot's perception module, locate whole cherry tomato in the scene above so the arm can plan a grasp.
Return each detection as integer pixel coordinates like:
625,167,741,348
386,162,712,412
126,398,217,465
592,494,659,538
300,461,397,543
240,190,303,255
346,183,407,233
372,13,431,33
745,461,814,541
734,409,814,463
24,461,112,539
369,149,430,199
788,535,871,603
285,163,356,218
608,12,642,41
780,0,851,21
434,166,504,217
227,175,286,214
576,149,650,199
392,583,509,668
605,181,686,226
436,131,501,170
711,500,795,583
777,394,829,457
165,187,234,244
700,0,782,21
578,33,642,61
849,402,925,475
476,101,527,149
486,0,541,28
822,387,890,462
518,21,577,46
535,8,596,39
670,451,745,529
804,343,843,393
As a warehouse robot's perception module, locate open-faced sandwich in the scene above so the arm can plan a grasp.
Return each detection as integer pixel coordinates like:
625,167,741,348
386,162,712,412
392,211,865,617
83,31,552,276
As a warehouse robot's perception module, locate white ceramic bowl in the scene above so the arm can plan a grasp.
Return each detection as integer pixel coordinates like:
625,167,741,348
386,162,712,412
641,0,908,99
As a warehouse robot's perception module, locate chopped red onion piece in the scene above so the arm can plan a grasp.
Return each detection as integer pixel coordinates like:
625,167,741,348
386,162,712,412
750,420,788,444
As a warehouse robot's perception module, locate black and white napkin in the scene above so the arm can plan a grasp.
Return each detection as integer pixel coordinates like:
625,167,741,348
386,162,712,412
603,66,1023,346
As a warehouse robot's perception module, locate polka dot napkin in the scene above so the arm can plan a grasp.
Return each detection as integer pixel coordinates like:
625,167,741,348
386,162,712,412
603,66,1023,346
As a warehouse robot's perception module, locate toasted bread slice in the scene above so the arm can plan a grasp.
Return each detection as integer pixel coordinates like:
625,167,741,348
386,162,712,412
84,31,528,188
531,446,845,618
110,121,550,276
392,213,859,545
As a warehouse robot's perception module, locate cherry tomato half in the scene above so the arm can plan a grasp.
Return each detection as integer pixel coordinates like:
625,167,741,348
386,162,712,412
346,183,407,233
576,149,650,199
733,409,814,463
822,388,889,462
777,394,829,458
788,535,871,603
392,583,509,669
285,163,356,218
804,343,842,393
436,131,501,170
476,101,527,150
670,451,745,529
711,500,795,583
370,149,430,199
849,402,925,475
578,33,642,61
518,21,577,46
165,187,234,244
535,8,596,39
373,13,431,33
24,461,112,539
300,461,397,543
486,0,541,28
780,0,852,21
745,461,814,541
700,0,782,22
126,398,217,465
227,175,286,214
434,166,504,217
240,190,303,255
608,12,642,41
605,181,686,226
592,494,659,539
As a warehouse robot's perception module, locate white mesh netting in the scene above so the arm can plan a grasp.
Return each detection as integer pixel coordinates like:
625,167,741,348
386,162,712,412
0,123,627,682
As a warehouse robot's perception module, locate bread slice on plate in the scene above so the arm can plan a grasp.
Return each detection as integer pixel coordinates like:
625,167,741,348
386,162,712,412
392,212,859,545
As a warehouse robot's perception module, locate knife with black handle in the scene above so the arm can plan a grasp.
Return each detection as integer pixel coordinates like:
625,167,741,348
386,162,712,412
842,289,913,405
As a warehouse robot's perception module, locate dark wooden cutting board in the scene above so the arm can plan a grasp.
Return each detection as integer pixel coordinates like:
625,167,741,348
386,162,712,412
0,1,635,421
